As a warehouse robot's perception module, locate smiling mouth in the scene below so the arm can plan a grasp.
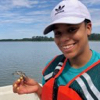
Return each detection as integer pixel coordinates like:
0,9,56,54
62,43,76,50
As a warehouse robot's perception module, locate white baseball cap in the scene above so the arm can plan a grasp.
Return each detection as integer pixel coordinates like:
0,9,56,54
44,0,91,34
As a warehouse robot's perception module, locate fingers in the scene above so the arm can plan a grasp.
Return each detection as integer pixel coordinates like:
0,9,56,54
13,84,20,93
13,77,40,94
13,77,24,93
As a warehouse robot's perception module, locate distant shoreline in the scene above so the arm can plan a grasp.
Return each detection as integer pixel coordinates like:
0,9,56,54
0,40,100,42
0,34,100,41
0,36,54,41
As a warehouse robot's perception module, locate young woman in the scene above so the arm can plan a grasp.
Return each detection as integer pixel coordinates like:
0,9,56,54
13,0,100,100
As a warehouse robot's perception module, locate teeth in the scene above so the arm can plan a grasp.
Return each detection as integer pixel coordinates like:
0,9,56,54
63,44,73,49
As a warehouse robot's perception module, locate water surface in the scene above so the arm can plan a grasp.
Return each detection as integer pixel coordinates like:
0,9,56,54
0,41,99,86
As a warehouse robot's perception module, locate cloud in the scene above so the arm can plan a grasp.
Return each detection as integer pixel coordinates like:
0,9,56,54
12,0,39,8
88,8,100,26
27,11,50,15
81,0,100,5
12,0,31,7
0,11,50,25
0,0,39,11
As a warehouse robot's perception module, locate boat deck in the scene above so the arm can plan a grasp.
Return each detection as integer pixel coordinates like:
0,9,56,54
0,85,40,100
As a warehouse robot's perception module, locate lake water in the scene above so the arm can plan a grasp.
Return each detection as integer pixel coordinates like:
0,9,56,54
0,41,100,86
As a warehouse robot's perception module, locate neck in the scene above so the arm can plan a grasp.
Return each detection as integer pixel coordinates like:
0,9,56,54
69,49,92,68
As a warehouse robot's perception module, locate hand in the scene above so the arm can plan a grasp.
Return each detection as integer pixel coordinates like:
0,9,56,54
13,77,42,98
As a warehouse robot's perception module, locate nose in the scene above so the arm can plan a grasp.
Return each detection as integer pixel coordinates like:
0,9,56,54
60,33,70,43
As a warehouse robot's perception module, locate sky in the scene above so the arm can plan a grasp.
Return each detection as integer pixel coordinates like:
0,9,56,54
0,0,100,39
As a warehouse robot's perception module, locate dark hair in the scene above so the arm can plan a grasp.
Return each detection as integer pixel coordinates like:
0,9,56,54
84,19,91,25
84,19,91,37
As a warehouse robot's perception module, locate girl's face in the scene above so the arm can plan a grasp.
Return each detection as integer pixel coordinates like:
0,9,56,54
53,22,92,59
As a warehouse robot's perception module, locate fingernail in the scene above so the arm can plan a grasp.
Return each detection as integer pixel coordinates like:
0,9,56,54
20,77,23,80
17,79,20,82
14,84,17,87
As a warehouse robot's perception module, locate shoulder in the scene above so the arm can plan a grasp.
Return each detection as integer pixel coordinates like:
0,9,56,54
92,50,100,59
42,54,65,75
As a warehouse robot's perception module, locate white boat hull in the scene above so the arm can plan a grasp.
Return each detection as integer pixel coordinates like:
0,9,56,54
0,85,40,100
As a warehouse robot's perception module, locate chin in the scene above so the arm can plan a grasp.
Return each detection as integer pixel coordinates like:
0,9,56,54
63,53,76,59
64,55,74,59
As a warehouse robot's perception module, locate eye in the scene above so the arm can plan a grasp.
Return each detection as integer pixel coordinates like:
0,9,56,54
54,31,61,38
67,27,79,33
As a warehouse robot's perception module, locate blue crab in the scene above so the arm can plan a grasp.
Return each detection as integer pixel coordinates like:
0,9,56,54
12,71,28,81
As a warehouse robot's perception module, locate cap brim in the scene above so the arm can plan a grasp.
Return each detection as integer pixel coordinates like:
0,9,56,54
43,17,85,35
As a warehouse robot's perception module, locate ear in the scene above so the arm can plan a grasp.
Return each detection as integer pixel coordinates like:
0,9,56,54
86,22,92,36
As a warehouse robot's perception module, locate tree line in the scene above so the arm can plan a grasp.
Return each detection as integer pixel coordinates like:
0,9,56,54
0,34,100,41
0,36,54,41
88,33,100,41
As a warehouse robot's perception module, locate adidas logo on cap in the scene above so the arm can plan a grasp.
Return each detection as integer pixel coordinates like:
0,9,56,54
55,5,65,15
